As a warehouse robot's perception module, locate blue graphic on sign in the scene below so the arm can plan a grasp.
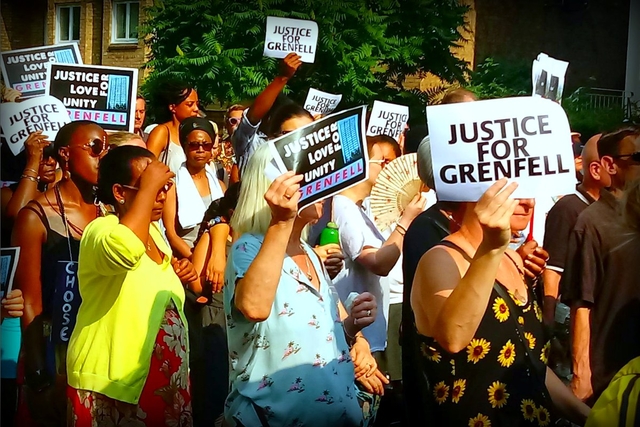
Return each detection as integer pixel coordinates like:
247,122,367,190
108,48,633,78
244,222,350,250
53,49,76,63
338,116,362,164
106,75,131,111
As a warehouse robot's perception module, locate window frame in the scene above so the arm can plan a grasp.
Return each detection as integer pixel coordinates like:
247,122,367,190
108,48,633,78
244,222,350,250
55,4,81,44
111,0,140,44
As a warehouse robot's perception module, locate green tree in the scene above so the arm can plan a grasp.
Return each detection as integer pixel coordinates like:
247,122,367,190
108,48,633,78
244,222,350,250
142,0,470,116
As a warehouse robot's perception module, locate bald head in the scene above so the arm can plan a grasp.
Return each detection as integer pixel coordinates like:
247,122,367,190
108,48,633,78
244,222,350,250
581,134,601,166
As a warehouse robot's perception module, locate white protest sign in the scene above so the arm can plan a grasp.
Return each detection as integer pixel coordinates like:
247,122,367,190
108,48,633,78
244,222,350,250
532,53,569,103
264,17,318,63
366,101,409,142
304,88,342,116
426,97,576,202
0,96,70,156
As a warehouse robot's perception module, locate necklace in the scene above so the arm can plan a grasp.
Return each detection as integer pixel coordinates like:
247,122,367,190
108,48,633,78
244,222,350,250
299,245,313,281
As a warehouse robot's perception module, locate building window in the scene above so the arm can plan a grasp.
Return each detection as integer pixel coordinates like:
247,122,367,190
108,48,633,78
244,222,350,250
112,1,140,43
56,5,81,43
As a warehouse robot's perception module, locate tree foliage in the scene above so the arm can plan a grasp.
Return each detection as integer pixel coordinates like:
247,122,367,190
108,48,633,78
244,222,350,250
141,0,470,115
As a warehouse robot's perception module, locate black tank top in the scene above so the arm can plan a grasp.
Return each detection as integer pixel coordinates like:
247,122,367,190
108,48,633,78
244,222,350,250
23,200,80,320
416,240,554,426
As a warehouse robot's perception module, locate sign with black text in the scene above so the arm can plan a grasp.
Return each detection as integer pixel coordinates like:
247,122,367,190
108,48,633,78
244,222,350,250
267,106,368,210
366,100,409,142
0,43,82,98
0,96,70,156
304,88,342,116
0,247,20,299
426,97,576,201
46,63,137,132
263,16,318,63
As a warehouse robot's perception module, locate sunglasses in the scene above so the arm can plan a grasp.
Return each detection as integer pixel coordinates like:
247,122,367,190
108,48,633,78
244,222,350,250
227,117,240,126
71,138,110,157
187,142,215,151
122,180,174,193
612,152,640,163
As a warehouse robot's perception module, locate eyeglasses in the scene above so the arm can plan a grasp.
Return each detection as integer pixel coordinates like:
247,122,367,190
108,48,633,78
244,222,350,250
122,180,174,193
71,138,110,157
369,159,392,167
187,142,215,151
611,152,640,163
227,117,240,126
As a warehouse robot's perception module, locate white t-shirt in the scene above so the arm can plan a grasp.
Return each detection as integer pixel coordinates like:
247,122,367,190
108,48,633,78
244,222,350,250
331,195,389,352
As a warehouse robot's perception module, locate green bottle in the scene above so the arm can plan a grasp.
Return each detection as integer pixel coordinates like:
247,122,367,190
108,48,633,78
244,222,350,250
319,222,340,246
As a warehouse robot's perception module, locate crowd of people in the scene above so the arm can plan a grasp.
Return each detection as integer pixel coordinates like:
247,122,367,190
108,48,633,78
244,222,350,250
0,51,639,427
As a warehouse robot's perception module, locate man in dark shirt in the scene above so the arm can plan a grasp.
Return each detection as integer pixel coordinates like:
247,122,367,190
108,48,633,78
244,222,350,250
562,126,640,404
542,135,606,326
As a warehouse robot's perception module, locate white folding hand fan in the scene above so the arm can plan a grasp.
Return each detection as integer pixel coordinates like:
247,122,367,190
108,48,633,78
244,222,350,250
370,153,421,231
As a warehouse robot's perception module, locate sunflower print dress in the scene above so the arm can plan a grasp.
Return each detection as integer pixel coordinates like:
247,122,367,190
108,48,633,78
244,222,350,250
417,257,553,426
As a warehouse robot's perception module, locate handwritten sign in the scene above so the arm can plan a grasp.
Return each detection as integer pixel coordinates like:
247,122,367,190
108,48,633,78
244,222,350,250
264,17,319,63
0,43,82,98
532,53,569,103
366,101,409,142
46,63,137,132
426,97,576,201
0,96,70,156
51,261,81,344
304,88,342,116
267,106,368,210
0,247,20,299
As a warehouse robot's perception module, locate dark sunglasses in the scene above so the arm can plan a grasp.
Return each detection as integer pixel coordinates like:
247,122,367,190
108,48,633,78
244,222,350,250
71,138,110,157
122,180,174,193
227,117,240,126
611,152,640,163
187,142,215,151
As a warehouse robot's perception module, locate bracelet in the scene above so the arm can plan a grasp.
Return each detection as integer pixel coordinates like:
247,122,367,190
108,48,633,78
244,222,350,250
395,222,408,235
207,216,227,228
20,174,39,183
24,168,38,175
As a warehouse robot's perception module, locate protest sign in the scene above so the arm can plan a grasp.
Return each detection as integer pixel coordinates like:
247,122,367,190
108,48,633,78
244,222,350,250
0,96,70,156
366,101,409,142
304,88,342,116
46,63,137,132
426,97,576,202
0,247,20,299
267,106,368,211
264,17,319,63
532,53,569,103
52,261,81,343
0,43,82,98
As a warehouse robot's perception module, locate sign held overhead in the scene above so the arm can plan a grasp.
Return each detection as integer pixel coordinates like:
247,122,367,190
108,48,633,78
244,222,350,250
46,63,138,132
426,97,576,201
0,43,82,98
304,88,342,116
366,100,409,142
264,17,319,63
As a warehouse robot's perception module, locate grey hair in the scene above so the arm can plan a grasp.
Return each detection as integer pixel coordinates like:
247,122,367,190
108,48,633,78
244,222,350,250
417,135,435,190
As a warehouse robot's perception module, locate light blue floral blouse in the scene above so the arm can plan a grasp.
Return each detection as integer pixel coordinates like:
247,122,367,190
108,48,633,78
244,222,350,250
223,233,363,427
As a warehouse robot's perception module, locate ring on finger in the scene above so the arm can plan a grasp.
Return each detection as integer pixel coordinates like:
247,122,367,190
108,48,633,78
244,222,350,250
366,309,371,317
354,317,358,325
284,193,292,199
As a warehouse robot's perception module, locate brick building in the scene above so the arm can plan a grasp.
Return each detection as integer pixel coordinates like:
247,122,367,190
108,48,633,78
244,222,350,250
1,0,151,84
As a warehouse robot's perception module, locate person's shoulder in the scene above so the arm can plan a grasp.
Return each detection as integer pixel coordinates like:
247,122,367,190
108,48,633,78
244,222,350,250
232,233,264,251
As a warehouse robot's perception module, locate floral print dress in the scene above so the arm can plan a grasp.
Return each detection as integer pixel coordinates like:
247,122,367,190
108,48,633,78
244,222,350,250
223,234,364,427
67,303,191,427
417,251,553,426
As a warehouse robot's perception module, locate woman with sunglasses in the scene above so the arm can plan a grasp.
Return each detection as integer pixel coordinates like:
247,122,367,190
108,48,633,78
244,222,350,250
147,81,201,174
66,146,195,426
11,121,109,427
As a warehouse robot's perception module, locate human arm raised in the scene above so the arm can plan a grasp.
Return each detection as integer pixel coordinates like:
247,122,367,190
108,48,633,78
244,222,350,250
355,193,425,276
411,179,519,353
233,172,302,322
4,133,50,221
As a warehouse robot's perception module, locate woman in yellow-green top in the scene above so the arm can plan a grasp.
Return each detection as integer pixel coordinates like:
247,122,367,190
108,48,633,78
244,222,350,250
66,146,198,427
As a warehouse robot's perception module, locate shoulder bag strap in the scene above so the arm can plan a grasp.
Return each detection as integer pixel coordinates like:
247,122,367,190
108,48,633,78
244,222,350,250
161,124,171,164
